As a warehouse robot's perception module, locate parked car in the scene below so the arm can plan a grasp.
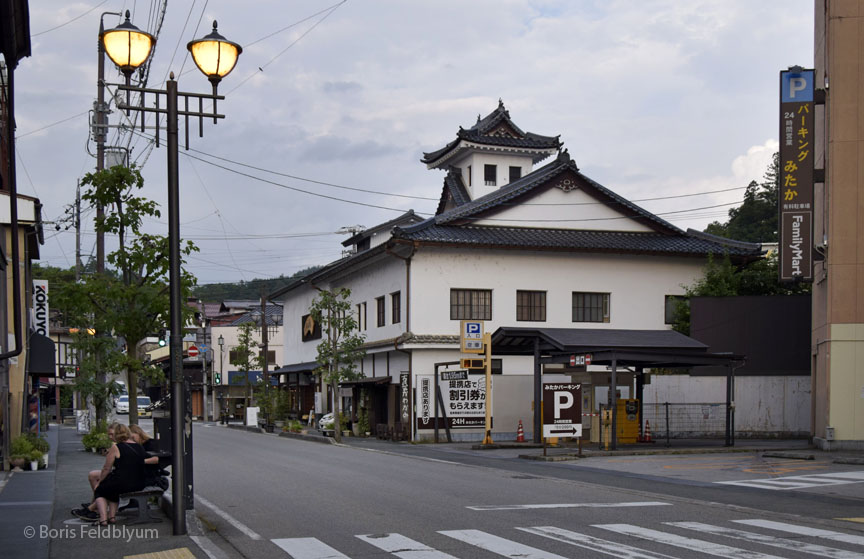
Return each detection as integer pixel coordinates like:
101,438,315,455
137,396,152,418
318,412,334,431
115,395,129,414
115,395,152,418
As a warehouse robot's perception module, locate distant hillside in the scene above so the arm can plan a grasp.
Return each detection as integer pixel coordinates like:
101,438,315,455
193,267,321,302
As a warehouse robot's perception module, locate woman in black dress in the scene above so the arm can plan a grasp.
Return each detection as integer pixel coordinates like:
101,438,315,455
91,424,147,525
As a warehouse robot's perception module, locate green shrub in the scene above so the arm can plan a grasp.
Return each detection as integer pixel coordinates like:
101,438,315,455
10,436,34,457
28,449,44,463
94,433,113,450
24,432,50,453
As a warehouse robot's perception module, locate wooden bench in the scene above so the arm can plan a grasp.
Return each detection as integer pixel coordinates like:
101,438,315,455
119,486,165,524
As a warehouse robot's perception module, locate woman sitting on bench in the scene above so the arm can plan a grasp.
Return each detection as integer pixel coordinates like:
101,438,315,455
129,425,168,489
73,424,146,525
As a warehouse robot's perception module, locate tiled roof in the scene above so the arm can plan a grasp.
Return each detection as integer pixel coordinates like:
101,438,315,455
435,168,472,215
231,305,284,327
390,224,760,257
431,149,683,235
422,101,560,165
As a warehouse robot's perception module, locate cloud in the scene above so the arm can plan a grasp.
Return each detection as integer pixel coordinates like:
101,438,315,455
321,81,363,94
300,135,402,162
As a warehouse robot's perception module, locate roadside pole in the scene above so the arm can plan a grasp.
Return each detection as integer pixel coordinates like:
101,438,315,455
482,332,493,445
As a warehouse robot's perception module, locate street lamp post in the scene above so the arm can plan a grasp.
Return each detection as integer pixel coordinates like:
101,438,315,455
218,334,225,422
101,11,241,536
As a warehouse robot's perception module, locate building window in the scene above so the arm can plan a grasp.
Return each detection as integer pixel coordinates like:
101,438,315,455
258,350,276,365
467,165,472,187
665,295,686,325
509,166,522,182
391,291,401,324
450,289,492,320
356,302,367,331
516,290,546,322
484,164,497,186
572,292,610,323
376,296,386,327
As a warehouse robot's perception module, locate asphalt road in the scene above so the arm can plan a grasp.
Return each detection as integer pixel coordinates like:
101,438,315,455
187,424,864,559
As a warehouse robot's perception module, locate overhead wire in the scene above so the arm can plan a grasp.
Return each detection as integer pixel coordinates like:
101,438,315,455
31,0,110,37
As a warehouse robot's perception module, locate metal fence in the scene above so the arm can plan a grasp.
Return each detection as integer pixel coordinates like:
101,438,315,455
642,402,727,441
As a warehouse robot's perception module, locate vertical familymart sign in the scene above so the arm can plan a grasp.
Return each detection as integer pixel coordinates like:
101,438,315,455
779,68,814,282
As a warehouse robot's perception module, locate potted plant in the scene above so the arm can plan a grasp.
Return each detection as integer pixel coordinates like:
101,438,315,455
340,412,351,437
28,449,44,471
9,436,33,470
94,433,113,454
25,433,50,466
358,407,370,437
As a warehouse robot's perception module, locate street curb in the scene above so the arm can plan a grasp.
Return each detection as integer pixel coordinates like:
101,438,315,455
834,457,864,465
519,454,579,462
762,452,815,460
471,443,543,450
225,424,263,434
278,431,336,445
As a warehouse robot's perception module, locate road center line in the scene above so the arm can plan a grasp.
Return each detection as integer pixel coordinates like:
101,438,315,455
196,494,262,540
466,501,671,511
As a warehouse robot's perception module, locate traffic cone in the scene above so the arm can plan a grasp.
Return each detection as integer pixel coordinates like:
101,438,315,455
516,420,525,442
643,420,653,443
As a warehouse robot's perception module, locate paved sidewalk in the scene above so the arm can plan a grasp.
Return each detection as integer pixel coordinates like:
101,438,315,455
0,424,210,559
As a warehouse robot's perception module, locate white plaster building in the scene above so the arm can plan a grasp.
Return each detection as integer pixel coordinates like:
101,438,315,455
272,102,764,441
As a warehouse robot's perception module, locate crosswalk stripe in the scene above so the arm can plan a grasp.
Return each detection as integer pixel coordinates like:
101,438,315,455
733,520,864,547
440,529,567,559
669,521,864,559
718,471,864,490
594,523,787,559
468,502,671,511
355,533,459,559
271,537,350,559
517,526,679,559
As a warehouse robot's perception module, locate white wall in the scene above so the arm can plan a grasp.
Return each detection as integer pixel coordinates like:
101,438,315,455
456,152,536,199
472,187,654,232
409,248,703,335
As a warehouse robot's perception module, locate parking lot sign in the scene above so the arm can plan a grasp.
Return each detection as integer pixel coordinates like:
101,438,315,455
542,383,582,438
460,320,485,353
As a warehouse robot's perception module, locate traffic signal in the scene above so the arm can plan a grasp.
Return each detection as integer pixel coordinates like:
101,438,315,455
460,358,486,369
158,328,168,347
214,372,221,385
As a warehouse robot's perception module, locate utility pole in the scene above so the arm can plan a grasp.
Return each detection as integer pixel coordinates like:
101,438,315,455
260,290,269,423
75,180,82,281
94,15,117,273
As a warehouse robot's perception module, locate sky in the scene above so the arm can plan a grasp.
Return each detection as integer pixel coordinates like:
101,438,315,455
14,0,814,285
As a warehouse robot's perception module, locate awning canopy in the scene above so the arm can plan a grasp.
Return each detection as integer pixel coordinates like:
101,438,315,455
274,361,319,374
27,332,56,375
489,326,745,449
340,376,391,386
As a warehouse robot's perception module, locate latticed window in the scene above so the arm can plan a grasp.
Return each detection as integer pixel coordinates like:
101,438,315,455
484,164,497,186
391,291,401,324
376,296,385,327
450,289,492,320
572,292,610,323
516,290,546,322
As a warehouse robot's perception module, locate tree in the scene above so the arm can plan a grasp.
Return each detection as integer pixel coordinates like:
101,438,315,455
672,251,810,334
309,288,366,443
230,322,262,413
57,165,198,425
705,152,779,242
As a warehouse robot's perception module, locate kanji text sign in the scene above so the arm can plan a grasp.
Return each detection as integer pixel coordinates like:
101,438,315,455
460,320,485,353
542,383,582,438
779,68,814,282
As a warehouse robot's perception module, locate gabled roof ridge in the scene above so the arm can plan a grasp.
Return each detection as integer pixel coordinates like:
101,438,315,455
435,167,472,215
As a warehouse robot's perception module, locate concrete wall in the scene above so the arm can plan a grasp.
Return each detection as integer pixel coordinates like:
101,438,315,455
644,374,811,437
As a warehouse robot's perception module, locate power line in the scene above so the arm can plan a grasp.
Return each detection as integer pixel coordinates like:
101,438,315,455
31,0,109,37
